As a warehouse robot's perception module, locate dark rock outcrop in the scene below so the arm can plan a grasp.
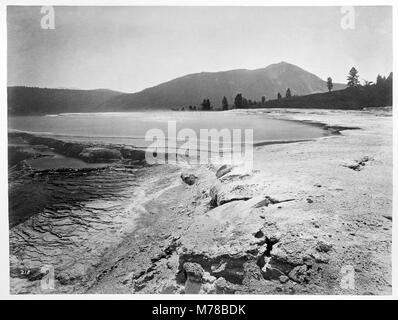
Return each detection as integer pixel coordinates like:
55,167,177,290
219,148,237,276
180,173,198,185
8,132,146,164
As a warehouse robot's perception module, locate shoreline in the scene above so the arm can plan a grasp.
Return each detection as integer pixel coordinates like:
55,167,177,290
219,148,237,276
8,108,392,294
8,111,355,156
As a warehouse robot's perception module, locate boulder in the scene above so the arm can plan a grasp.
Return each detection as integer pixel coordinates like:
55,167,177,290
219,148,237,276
315,240,333,253
210,183,254,207
183,262,204,283
215,164,233,179
180,173,198,185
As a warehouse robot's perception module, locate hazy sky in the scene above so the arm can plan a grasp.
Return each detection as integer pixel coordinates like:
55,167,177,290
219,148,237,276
7,6,392,93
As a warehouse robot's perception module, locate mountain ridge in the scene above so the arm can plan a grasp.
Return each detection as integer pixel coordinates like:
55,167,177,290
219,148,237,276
98,61,346,110
8,62,347,115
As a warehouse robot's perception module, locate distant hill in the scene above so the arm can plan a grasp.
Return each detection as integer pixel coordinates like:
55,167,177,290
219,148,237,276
100,62,346,111
8,62,347,115
259,72,392,110
8,87,122,115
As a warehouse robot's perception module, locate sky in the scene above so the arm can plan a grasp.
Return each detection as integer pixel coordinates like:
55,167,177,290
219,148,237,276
7,6,392,93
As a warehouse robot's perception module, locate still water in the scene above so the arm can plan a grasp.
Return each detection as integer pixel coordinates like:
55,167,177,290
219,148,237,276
8,111,328,149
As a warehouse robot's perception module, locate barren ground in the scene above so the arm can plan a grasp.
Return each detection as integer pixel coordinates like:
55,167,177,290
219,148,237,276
83,108,392,295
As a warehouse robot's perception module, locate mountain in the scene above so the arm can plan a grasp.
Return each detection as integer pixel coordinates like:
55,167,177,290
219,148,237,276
99,62,346,110
8,62,346,115
8,87,122,115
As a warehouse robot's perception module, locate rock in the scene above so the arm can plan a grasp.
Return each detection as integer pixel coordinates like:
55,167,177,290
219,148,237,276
200,282,216,294
267,233,282,245
180,173,198,185
279,275,289,283
307,198,314,203
79,147,122,163
183,262,204,294
214,277,241,294
253,230,265,238
358,156,372,165
133,279,146,292
209,185,220,206
343,156,373,171
203,271,217,284
209,183,253,207
311,252,330,264
315,240,333,253
312,221,321,228
259,255,286,280
215,164,233,179
288,265,310,283
269,237,314,267
261,264,285,280
344,163,362,171
183,262,204,283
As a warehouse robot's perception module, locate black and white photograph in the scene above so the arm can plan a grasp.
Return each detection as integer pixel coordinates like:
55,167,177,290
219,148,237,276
2,1,396,300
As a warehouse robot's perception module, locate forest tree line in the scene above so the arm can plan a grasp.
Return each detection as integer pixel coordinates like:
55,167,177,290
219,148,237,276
178,67,392,111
